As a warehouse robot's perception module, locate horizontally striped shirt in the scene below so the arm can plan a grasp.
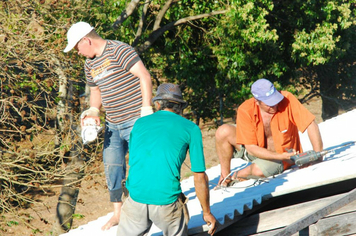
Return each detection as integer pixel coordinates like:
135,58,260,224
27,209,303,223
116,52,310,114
84,40,142,124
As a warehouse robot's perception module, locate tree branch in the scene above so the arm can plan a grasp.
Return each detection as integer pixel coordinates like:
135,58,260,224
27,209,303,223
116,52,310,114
136,10,227,54
153,0,174,31
132,0,150,47
112,0,141,29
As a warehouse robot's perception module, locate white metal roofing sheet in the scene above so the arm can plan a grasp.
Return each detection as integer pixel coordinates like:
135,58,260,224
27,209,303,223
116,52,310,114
61,109,356,236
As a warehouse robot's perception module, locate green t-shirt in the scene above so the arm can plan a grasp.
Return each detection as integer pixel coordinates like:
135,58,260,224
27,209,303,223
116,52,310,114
127,110,206,205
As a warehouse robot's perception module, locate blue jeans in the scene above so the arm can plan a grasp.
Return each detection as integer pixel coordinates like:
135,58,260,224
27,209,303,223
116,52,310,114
103,118,137,202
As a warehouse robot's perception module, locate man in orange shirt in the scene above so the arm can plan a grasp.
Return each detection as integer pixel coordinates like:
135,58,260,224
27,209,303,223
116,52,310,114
215,78,323,188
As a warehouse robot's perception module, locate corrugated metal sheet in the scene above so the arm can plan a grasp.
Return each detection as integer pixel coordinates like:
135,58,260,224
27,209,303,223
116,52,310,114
61,109,356,236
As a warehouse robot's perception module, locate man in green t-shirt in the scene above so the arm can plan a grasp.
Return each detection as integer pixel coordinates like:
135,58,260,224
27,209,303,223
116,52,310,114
117,83,217,236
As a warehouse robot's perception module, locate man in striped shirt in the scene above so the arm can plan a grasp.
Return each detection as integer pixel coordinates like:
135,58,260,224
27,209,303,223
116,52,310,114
64,21,153,230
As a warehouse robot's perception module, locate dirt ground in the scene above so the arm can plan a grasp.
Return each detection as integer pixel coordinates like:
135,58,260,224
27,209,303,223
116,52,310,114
2,97,323,236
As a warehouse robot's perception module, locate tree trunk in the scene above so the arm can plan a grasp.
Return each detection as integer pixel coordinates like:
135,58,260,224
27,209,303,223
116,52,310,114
317,66,339,121
52,145,83,234
52,60,87,234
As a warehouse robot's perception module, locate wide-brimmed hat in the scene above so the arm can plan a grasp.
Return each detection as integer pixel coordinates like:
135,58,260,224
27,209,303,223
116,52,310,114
63,22,94,53
152,83,187,108
251,78,284,106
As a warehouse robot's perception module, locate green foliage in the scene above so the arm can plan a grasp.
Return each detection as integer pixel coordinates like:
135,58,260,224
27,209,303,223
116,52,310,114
6,221,19,227
32,228,41,234
147,1,229,123
213,0,356,119
291,2,354,66
214,0,284,81
212,0,284,115
72,213,85,219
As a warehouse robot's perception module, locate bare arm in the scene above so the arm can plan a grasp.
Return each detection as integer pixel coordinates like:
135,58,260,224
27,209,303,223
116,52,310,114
307,120,323,152
245,144,295,161
129,60,152,107
89,86,102,109
194,172,217,235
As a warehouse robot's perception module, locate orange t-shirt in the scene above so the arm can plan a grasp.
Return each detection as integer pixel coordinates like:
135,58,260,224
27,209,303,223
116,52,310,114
235,91,315,169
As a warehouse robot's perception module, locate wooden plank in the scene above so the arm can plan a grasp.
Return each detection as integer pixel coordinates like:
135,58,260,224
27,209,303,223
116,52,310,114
253,211,356,236
274,187,356,236
257,194,356,232
214,192,356,236
313,211,356,235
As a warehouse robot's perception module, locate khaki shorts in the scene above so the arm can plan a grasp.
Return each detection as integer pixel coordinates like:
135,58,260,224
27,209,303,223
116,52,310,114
233,145,284,177
117,194,189,236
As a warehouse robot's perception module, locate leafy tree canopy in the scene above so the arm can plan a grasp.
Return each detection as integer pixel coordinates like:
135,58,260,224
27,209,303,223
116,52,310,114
212,0,356,119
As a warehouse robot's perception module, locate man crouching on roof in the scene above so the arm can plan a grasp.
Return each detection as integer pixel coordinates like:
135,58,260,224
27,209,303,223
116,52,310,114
215,78,323,188
117,83,217,236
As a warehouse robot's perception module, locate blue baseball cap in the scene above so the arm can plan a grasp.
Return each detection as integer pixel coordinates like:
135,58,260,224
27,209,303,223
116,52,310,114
251,79,284,106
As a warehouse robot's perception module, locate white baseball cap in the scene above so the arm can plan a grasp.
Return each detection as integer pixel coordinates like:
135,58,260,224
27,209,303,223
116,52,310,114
63,22,94,53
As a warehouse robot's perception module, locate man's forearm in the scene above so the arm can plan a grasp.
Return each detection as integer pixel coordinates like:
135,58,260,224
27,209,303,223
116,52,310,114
89,86,102,109
194,171,217,235
140,76,152,107
245,144,288,161
194,172,212,215
307,121,323,152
